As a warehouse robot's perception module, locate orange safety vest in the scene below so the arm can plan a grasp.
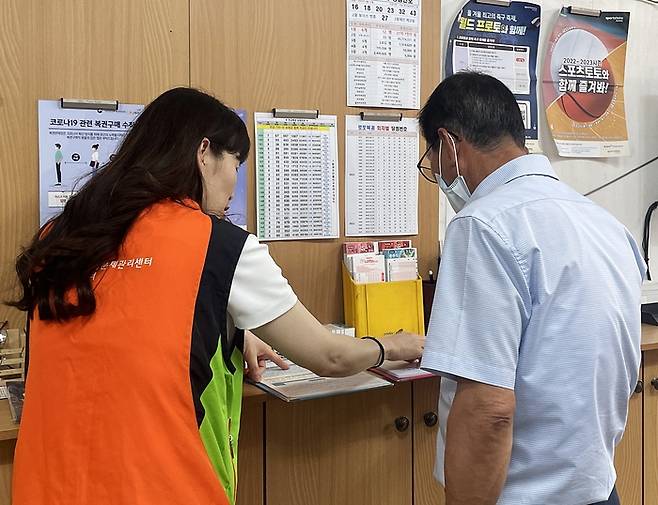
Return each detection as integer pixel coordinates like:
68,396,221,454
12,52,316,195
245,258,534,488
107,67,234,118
13,200,248,505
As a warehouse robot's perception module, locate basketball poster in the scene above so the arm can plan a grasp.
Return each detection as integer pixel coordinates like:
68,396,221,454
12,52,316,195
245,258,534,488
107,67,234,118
542,7,630,157
445,0,541,152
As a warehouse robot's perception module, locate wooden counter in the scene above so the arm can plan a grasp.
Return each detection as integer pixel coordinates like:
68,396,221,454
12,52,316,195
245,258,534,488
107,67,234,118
0,324,654,442
242,383,266,401
642,323,658,351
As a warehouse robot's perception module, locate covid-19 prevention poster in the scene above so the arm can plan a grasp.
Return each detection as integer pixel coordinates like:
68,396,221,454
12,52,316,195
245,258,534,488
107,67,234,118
542,7,630,158
38,100,144,225
38,101,249,228
445,1,541,152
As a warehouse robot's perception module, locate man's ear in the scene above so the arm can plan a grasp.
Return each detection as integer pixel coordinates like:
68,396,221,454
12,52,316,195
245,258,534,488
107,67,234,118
437,128,457,163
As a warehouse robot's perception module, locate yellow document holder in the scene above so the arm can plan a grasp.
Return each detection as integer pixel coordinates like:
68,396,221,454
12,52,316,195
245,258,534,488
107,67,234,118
342,264,425,337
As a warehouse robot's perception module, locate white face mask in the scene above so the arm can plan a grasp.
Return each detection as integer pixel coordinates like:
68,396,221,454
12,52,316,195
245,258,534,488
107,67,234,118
438,134,471,213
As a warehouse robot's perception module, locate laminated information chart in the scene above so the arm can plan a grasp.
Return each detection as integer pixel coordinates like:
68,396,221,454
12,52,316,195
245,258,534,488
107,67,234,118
345,115,419,236
347,0,421,109
255,113,340,241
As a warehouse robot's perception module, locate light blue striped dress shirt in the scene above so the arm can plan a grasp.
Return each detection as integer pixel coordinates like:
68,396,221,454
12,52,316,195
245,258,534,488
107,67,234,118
421,154,645,505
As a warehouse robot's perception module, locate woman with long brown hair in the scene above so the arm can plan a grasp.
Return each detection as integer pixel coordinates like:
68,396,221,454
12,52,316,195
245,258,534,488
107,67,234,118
9,87,424,505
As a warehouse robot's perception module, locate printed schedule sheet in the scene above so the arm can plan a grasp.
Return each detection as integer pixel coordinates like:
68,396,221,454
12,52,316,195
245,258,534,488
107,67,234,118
347,0,421,109
345,115,419,236
255,113,340,241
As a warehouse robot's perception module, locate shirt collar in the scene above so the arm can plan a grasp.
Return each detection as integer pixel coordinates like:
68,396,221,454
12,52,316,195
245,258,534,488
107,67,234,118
470,154,558,202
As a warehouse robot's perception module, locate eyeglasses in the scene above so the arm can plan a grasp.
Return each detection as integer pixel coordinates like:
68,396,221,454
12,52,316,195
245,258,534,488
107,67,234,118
417,143,438,184
416,131,461,184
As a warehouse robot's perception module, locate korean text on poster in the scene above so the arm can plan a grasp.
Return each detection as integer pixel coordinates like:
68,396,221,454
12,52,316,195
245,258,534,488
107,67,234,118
542,7,630,157
445,1,541,152
38,100,143,225
345,115,419,236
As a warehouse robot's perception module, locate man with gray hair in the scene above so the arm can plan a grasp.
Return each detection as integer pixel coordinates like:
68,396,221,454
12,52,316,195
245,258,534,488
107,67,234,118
418,72,644,505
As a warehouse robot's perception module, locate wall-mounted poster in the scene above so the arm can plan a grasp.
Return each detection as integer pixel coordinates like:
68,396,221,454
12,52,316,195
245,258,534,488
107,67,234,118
38,100,143,225
542,7,630,157
445,0,541,152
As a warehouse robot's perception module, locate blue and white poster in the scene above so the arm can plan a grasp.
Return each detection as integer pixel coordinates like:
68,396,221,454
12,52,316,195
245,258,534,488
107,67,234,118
38,100,143,225
445,1,541,152
229,109,248,229
38,101,249,228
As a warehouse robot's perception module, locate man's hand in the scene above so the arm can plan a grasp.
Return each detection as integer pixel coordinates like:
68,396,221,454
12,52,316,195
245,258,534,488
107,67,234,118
243,330,289,382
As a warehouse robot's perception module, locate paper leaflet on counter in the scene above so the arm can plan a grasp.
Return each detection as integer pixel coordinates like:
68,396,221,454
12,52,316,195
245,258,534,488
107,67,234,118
250,359,392,402
370,360,437,382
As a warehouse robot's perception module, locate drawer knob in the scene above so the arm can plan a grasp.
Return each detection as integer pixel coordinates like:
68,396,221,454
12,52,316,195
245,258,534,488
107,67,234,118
635,380,644,394
394,416,410,432
423,412,438,427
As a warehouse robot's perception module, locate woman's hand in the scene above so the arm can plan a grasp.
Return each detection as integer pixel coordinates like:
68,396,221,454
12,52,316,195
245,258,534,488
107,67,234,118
244,330,289,382
380,332,425,362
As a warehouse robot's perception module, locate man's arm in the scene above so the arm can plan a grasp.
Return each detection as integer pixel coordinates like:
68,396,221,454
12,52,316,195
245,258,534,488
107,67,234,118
445,379,515,505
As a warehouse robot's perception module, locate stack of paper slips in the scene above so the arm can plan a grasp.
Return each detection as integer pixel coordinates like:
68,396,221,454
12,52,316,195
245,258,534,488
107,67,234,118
344,241,385,283
348,253,385,283
343,240,418,283
382,247,418,281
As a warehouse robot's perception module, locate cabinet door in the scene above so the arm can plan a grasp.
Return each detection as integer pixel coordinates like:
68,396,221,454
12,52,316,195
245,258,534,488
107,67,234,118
645,351,658,505
265,384,413,505
413,377,445,505
237,398,265,505
0,439,16,505
614,373,643,505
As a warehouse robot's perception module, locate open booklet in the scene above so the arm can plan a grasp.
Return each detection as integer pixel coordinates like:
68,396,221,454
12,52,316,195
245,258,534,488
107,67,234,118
369,360,436,382
249,359,392,402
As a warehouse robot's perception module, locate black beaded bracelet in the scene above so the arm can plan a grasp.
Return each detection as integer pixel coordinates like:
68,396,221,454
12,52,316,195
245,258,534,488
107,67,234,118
362,336,385,368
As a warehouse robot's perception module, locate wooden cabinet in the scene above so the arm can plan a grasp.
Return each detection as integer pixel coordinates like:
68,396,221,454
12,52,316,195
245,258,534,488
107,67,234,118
615,374,643,505
252,378,446,505
236,396,265,505
614,347,658,505
644,350,658,505
0,393,21,503
265,384,413,505
0,439,15,505
413,378,445,505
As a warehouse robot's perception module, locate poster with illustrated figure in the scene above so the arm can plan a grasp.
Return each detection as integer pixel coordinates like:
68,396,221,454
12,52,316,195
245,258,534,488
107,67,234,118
38,100,144,225
445,0,541,152
542,7,630,157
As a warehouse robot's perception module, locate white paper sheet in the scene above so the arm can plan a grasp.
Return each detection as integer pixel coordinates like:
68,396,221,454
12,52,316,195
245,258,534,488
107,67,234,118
253,359,392,402
345,115,419,236
254,113,340,241
347,0,422,109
